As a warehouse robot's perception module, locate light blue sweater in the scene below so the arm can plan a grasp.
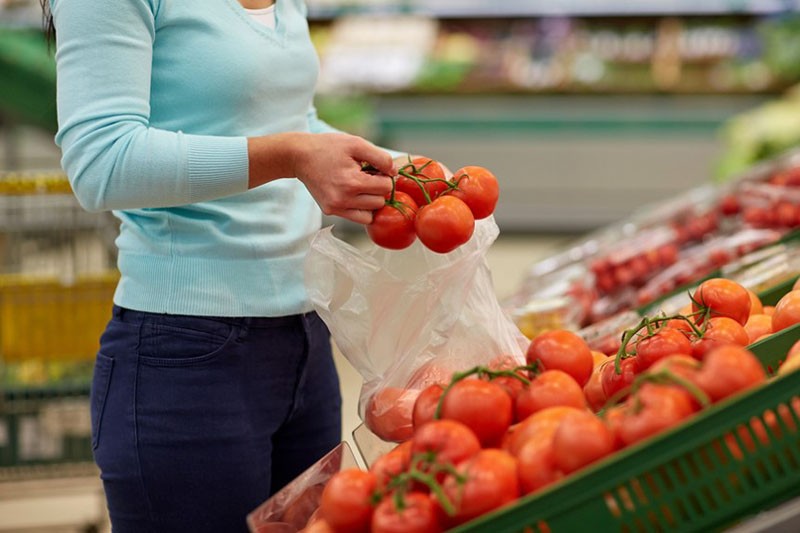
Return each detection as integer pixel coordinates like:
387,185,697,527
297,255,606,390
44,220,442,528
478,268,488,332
52,0,390,317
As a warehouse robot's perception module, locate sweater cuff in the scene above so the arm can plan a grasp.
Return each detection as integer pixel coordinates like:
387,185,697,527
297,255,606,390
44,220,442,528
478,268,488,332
185,134,250,202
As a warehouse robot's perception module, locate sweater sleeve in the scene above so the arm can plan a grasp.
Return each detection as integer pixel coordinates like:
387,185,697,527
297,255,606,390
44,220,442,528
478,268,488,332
51,0,250,212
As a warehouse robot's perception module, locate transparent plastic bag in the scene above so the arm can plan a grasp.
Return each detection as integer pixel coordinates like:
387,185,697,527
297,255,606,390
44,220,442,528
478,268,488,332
305,217,528,443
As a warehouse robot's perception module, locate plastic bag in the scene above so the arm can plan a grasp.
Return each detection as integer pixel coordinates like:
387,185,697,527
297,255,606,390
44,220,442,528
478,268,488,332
305,217,528,442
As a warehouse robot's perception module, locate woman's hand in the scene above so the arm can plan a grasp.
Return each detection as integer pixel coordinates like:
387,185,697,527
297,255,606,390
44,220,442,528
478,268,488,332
248,132,396,225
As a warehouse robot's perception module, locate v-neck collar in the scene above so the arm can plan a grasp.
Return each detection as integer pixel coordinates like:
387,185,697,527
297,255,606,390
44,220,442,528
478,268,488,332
225,0,287,43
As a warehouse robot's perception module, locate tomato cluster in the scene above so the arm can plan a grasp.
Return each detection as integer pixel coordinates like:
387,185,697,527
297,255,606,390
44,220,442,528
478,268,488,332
367,158,499,254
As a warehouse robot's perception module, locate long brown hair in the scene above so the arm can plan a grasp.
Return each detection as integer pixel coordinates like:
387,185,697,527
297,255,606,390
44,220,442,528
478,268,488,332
39,0,55,43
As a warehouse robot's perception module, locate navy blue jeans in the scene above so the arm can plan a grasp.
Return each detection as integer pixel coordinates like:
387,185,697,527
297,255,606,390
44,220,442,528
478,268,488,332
91,306,342,533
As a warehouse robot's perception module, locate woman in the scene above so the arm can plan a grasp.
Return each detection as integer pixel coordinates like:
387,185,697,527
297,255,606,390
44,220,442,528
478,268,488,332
44,0,403,530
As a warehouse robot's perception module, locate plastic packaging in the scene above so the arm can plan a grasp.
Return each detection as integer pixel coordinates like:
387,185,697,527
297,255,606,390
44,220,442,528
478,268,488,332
305,217,528,443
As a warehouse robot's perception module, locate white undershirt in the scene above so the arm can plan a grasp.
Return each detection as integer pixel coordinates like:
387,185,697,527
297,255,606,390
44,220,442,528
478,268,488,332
244,5,276,30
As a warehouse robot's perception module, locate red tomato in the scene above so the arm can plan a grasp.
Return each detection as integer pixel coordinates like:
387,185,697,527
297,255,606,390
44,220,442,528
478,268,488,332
319,469,377,533
515,370,587,421
747,290,764,316
414,196,475,254
504,406,583,456
744,314,773,344
447,166,499,220
367,191,418,250
526,329,594,387
411,420,481,469
365,387,418,443
599,358,639,402
370,441,412,491
516,431,562,495
441,449,520,526
302,518,335,533
635,327,693,371
412,384,445,430
694,345,766,403
692,278,751,326
552,411,615,474
691,316,749,360
440,379,513,447
617,383,697,447
648,354,700,381
583,366,608,413
395,157,448,207
772,290,800,332
371,492,443,533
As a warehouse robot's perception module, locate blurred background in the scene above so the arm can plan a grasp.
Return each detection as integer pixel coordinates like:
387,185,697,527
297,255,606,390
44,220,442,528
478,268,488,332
2,0,800,530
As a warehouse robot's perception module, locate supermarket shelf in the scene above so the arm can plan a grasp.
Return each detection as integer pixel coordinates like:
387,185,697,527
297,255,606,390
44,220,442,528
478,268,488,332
308,0,800,19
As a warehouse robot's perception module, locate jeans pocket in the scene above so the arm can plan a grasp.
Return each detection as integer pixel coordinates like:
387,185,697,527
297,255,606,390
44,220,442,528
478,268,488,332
137,315,240,367
90,352,114,450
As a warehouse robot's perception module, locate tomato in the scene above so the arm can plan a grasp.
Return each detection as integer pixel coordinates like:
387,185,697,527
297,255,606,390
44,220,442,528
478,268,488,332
441,449,520,526
515,370,586,421
439,378,513,447
365,387,418,443
763,305,776,316
747,290,764,316
447,166,499,220
414,196,475,254
691,316,749,360
319,469,377,533
395,157,448,207
772,290,800,332
504,406,583,456
411,420,481,469
617,383,696,447
635,327,693,371
371,492,443,533
583,365,608,413
599,357,639,402
648,354,700,382
602,405,627,450
552,411,614,474
526,330,594,387
412,384,445,430
367,191,418,250
694,345,766,403
516,431,562,495
301,518,335,533
692,278,751,326
744,314,773,344
370,441,412,491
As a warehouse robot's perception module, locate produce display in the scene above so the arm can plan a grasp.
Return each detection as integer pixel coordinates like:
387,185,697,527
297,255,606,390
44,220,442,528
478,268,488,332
248,276,800,532
506,148,800,339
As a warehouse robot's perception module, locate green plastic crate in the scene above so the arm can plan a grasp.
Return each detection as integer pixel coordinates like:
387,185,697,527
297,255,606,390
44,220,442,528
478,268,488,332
453,327,800,533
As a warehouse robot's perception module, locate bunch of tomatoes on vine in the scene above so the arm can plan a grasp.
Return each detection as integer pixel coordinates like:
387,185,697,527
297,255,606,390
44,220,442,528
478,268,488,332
299,277,800,532
366,157,499,253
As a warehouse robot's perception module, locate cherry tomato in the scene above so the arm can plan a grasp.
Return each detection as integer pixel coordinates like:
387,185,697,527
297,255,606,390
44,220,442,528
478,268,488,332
411,420,481,470
367,191,418,250
515,370,586,421
447,166,499,220
371,492,443,533
692,278,751,326
552,410,615,474
440,379,513,447
772,290,800,332
395,157,448,207
414,196,475,254
412,384,444,430
441,449,520,526
365,387,418,443
526,329,594,387
319,468,377,533
635,327,693,371
694,345,766,403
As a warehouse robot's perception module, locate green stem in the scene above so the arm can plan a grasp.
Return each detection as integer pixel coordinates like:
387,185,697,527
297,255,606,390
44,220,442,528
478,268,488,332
398,169,433,204
407,469,457,516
